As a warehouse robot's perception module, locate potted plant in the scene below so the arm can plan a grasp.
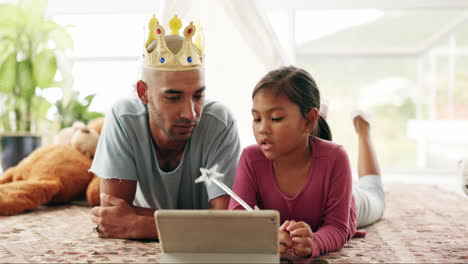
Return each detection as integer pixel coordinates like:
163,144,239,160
0,0,73,170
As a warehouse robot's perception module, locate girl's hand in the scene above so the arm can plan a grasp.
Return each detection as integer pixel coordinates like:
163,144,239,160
287,220,313,258
278,220,293,256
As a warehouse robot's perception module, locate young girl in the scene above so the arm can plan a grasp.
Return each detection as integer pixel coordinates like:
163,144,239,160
229,66,385,258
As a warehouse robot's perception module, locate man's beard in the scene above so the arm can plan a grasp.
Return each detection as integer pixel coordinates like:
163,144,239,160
159,117,199,141
149,103,199,141
171,118,199,141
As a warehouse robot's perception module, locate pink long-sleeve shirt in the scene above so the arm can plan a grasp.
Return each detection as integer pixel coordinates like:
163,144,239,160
228,136,358,257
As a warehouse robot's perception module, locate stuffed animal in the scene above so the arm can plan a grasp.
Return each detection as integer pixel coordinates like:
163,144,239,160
54,121,86,145
0,118,104,216
53,118,104,206
71,127,99,159
86,173,101,207
81,117,105,207
87,118,105,134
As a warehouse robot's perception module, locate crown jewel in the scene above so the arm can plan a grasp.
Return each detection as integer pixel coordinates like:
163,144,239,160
143,14,203,71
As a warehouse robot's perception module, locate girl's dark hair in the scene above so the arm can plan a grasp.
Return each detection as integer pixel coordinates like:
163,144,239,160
252,66,332,141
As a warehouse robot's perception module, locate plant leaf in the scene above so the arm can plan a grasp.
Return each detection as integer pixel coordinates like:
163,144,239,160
0,53,17,94
33,20,73,51
13,97,28,132
0,4,25,27
0,21,19,43
83,111,104,122
31,95,51,132
48,25,74,50
19,0,47,27
32,49,57,89
83,94,96,106
0,43,15,64
17,59,36,101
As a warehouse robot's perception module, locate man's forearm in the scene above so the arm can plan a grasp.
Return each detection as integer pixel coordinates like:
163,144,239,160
133,213,159,239
131,207,158,239
133,206,156,216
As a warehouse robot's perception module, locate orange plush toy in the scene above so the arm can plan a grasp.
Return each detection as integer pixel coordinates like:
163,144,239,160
82,117,105,206
0,118,104,216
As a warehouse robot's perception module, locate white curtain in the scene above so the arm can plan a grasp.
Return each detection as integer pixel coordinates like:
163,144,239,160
215,0,288,70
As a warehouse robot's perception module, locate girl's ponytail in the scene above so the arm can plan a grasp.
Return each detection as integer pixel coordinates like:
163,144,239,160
314,115,332,141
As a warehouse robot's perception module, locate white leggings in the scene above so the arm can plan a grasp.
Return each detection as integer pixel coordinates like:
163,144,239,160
353,175,385,228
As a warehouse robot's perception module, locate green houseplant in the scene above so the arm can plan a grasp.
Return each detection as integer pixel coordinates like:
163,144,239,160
0,0,73,170
55,91,104,129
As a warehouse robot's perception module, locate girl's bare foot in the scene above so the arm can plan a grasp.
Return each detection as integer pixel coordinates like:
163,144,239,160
352,110,380,178
354,116,370,137
351,110,371,137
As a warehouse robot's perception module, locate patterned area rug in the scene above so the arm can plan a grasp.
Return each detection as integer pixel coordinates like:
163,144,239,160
0,183,467,263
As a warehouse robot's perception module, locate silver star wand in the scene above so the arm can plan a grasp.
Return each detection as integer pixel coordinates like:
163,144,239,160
195,164,254,211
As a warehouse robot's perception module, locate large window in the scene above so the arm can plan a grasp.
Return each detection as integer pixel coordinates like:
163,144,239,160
296,10,468,170
52,14,147,113
271,9,468,172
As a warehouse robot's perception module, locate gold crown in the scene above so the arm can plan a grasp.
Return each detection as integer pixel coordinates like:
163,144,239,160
143,14,203,71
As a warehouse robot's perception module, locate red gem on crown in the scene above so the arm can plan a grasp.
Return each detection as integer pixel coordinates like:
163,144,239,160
156,28,162,35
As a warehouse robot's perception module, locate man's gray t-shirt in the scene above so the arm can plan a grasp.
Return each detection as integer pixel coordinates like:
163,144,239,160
90,97,241,209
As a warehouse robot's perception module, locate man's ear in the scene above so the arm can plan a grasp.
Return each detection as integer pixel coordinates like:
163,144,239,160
305,108,319,133
136,81,149,104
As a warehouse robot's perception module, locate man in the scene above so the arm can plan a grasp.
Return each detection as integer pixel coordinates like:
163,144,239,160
90,16,241,239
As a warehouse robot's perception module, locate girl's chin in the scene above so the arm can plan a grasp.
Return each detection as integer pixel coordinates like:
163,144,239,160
260,149,277,160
